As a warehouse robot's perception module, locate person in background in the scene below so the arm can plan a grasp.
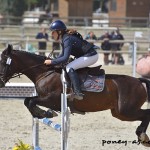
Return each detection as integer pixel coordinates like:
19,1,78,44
116,28,124,51
38,8,53,25
110,28,124,64
98,31,111,65
85,31,97,40
115,28,125,65
36,27,49,56
85,31,97,45
110,30,118,64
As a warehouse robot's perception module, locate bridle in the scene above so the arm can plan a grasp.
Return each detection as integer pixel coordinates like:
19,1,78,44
0,47,58,85
0,54,44,84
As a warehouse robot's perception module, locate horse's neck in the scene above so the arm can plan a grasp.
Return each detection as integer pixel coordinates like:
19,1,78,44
23,66,49,84
13,51,61,84
17,61,46,84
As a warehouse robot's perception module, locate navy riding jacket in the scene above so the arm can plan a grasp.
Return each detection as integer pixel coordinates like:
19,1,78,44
51,33,97,65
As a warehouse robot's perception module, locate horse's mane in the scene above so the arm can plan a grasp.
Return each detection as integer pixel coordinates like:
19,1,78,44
12,49,46,62
12,49,63,72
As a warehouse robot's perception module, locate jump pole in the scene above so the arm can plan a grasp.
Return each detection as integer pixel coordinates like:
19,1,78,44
32,90,41,150
32,90,61,150
132,31,143,77
61,69,70,150
32,118,41,150
33,117,61,150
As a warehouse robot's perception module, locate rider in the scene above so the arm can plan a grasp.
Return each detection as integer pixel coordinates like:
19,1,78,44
44,20,99,100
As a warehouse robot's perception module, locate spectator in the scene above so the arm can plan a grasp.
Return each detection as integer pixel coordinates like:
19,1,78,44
85,31,97,40
38,8,53,25
116,28,124,50
98,31,111,65
110,28,124,65
36,27,49,56
115,28,125,65
85,31,97,44
45,8,53,24
110,30,118,64
136,54,150,77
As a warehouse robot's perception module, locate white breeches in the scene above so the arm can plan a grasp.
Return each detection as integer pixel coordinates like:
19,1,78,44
66,54,99,72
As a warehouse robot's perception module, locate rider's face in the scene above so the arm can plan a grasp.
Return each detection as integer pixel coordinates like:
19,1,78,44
52,31,59,41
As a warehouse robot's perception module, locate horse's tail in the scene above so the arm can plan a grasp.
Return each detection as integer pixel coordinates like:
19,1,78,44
139,77,150,108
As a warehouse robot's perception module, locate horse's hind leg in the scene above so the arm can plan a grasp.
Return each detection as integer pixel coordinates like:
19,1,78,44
136,120,150,146
24,97,54,119
111,108,150,147
135,109,150,147
136,118,149,137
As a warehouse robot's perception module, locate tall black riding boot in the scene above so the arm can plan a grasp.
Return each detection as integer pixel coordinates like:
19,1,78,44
68,68,84,100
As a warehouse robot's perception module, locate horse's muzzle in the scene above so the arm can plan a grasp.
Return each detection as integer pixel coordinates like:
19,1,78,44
0,80,5,88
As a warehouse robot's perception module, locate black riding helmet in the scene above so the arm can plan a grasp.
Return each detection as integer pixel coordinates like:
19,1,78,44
49,20,67,31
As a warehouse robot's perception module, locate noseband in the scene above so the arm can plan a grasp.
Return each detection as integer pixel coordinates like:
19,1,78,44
0,55,12,83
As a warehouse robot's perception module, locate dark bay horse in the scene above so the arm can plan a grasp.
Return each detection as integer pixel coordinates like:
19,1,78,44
1,45,150,146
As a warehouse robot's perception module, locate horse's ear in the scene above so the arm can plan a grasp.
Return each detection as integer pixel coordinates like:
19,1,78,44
7,44,13,55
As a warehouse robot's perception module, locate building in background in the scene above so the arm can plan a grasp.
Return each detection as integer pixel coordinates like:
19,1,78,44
49,0,110,26
50,0,93,17
0,0,149,27
108,0,150,27
49,0,150,27
50,0,93,26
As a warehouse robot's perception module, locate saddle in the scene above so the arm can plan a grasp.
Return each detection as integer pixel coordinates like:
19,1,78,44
66,65,105,92
77,65,104,76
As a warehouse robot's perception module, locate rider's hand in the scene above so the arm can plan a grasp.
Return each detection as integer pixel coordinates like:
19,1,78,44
44,59,51,65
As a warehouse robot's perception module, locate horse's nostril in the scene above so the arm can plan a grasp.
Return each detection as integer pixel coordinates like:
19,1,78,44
0,78,5,88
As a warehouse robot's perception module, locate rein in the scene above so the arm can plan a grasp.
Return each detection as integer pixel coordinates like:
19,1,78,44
1,49,60,83
11,49,56,78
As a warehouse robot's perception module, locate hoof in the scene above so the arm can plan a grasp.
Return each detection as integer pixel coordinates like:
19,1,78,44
46,109,58,118
139,133,150,147
33,115,43,119
71,109,85,115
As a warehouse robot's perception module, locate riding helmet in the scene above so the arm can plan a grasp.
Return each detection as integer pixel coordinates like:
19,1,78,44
49,20,67,31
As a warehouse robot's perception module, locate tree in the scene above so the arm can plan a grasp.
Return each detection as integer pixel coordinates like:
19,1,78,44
0,0,49,17
26,0,38,11
0,0,27,16
11,0,28,16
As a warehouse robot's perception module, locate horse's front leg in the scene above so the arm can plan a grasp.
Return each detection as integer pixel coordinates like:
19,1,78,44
24,96,57,119
24,97,36,116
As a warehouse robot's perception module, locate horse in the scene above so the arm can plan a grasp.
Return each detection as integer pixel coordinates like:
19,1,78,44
1,44,150,146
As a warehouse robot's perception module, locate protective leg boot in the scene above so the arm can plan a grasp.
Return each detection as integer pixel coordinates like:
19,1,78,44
68,68,84,100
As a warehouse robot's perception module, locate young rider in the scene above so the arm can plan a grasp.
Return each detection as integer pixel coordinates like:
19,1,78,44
44,20,99,100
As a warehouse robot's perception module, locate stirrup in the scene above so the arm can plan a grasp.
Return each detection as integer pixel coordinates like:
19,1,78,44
74,93,84,100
